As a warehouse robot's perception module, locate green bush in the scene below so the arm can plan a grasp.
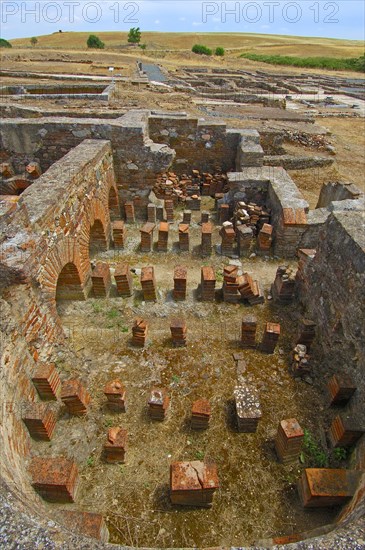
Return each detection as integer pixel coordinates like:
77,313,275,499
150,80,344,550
128,27,141,44
215,47,225,56
0,38,12,48
192,44,212,56
240,52,365,73
139,43,147,50
87,34,105,49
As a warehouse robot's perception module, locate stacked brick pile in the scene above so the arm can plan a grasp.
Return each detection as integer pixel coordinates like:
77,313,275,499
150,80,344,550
296,319,316,350
291,344,311,376
238,273,264,305
189,195,201,211
154,170,228,200
271,265,296,303
164,199,174,222
157,222,169,252
29,457,79,503
260,323,280,353
104,427,128,463
61,379,90,415
114,263,133,297
124,201,135,223
32,363,61,400
201,266,216,301
327,373,357,406
173,265,187,300
22,403,56,441
237,225,253,255
104,380,126,412
140,223,155,252
298,468,361,508
178,224,190,251
241,316,257,348
328,415,364,449
275,418,304,464
220,223,236,256
201,222,213,256
234,385,262,433
141,266,157,301
234,201,270,236
170,318,187,347
132,318,148,347
170,461,219,507
148,388,170,420
147,203,156,223
112,221,126,249
91,262,111,298
257,223,273,251
191,399,211,430
222,265,240,303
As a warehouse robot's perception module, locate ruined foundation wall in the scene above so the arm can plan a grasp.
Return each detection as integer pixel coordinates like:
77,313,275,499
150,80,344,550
148,114,239,174
298,212,365,426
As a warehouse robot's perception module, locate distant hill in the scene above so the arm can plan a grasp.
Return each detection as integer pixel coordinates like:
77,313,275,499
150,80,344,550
10,31,365,59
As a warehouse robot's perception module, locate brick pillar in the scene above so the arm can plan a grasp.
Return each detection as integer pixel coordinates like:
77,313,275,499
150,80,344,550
104,380,126,411
170,461,219,507
237,225,253,256
91,262,111,298
201,266,216,301
112,221,126,249
114,263,133,297
201,222,213,257
241,315,257,348
173,265,187,300
190,195,201,211
328,415,365,448
234,385,262,433
31,363,61,400
170,318,187,347
104,427,128,463
182,210,192,224
132,318,148,347
260,323,280,353
124,201,135,223
327,373,357,406
141,266,157,301
178,223,190,251
61,379,91,416
22,403,56,441
201,211,209,224
148,388,169,420
191,399,211,430
222,265,240,303
220,224,235,257
257,223,273,251
164,199,174,222
271,265,296,303
219,203,230,224
140,222,155,252
147,203,156,223
296,319,316,351
275,418,304,464
157,221,169,252
29,457,79,503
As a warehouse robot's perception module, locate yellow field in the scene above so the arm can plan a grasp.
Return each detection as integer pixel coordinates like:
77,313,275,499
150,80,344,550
10,31,365,58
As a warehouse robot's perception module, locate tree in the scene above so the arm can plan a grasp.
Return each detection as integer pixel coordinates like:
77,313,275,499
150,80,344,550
128,27,141,44
87,34,105,49
30,37,38,47
0,38,12,48
215,47,225,57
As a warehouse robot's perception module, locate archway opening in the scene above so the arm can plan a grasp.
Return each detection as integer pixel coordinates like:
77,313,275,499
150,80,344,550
89,219,107,256
56,262,85,301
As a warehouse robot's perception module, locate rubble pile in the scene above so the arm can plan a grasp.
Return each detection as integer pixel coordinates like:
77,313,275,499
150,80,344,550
154,170,228,200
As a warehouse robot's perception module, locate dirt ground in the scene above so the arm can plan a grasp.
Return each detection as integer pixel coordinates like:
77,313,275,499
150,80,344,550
35,205,340,548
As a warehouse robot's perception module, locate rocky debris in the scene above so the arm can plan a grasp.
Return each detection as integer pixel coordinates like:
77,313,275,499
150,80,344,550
154,169,228,200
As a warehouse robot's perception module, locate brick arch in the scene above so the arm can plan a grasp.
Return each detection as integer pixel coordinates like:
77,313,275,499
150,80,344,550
78,197,111,269
39,237,91,302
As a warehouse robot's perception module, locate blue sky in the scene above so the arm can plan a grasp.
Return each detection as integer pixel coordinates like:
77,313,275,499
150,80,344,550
1,1,364,40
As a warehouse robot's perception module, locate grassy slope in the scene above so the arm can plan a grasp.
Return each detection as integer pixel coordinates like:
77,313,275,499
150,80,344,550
10,31,364,58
